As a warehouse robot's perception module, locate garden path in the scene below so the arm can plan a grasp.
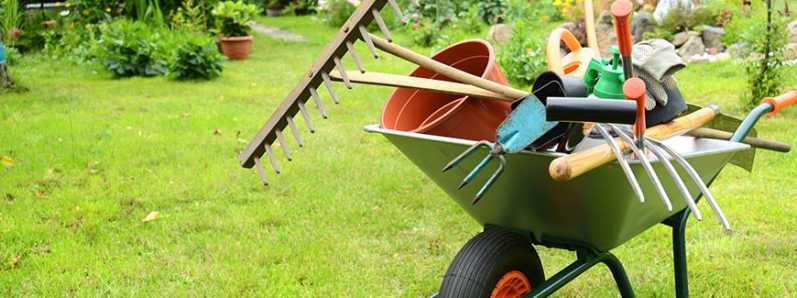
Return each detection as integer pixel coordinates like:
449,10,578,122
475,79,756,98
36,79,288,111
250,22,306,42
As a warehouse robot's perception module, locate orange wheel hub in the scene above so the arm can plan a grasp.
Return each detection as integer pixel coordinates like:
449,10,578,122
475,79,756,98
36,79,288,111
490,270,532,298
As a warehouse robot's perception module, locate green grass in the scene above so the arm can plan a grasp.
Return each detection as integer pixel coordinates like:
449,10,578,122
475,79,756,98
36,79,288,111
1,16,797,296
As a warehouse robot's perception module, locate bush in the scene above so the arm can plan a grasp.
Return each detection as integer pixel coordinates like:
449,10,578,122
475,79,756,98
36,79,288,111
740,4,787,108
476,0,507,24
169,36,224,80
211,1,258,36
320,0,357,27
93,19,168,77
497,21,547,87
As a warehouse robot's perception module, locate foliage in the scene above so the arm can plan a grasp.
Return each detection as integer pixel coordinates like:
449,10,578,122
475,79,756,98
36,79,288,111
128,0,166,26
552,0,584,20
169,36,224,80
284,0,318,15
741,1,787,108
497,20,547,86
211,1,259,36
170,0,209,32
1,0,23,46
64,0,125,23
92,19,169,77
476,0,507,25
320,0,357,27
657,1,732,36
503,0,562,24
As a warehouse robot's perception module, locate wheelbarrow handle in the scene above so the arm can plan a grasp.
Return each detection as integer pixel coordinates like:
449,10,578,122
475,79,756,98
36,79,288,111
549,105,720,182
762,90,797,116
731,90,797,142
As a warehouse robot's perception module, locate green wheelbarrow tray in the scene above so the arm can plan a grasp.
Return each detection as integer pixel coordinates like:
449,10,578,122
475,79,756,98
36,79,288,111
364,125,750,252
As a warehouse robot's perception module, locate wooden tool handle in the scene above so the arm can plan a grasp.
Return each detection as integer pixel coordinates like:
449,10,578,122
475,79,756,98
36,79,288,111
549,105,720,181
688,128,792,153
328,71,512,101
368,34,528,100
611,0,633,57
584,0,599,51
762,90,797,116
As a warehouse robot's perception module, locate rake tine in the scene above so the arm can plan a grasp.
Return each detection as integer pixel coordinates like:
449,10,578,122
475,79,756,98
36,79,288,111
609,124,672,210
275,129,292,161
595,125,645,204
644,140,703,221
387,0,406,23
264,144,281,174
346,41,366,73
333,57,353,89
442,141,490,172
321,72,340,104
297,102,315,133
459,154,493,189
253,157,270,186
309,88,329,119
649,138,731,232
371,8,392,42
359,25,379,59
286,117,303,147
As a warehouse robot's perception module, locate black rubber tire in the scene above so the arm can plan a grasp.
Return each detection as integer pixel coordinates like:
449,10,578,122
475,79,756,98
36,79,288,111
438,228,545,298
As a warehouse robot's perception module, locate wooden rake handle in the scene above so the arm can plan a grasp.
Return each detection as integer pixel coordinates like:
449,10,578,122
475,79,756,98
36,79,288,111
368,34,528,100
549,105,721,182
329,71,513,101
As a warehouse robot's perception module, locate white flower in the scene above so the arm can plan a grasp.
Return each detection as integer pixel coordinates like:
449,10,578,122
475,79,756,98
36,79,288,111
60,10,70,17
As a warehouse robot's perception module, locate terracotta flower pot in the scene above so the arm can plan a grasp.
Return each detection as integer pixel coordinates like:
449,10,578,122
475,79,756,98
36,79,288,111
219,35,253,60
381,39,512,141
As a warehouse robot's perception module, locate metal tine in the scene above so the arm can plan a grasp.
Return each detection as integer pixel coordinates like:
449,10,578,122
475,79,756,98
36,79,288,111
443,140,491,172
297,102,315,133
358,25,379,59
387,0,406,23
286,117,303,147
275,129,292,161
459,154,493,189
345,41,366,73
321,72,340,104
333,57,352,89
309,88,329,119
608,124,673,210
649,138,731,232
253,157,270,186
472,155,506,205
594,125,646,204
644,139,703,221
371,8,392,42
264,144,281,174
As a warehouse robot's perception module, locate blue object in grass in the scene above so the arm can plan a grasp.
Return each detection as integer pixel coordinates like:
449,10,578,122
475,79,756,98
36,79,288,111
0,41,6,65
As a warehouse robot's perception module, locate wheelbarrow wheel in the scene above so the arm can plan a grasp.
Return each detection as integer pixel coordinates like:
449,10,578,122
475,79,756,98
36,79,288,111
438,228,544,298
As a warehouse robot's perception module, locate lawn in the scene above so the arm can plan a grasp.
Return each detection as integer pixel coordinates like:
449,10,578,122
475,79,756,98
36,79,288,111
1,16,797,296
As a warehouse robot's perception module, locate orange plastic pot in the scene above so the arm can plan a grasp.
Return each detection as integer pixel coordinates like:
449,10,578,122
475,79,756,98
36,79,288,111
380,39,512,141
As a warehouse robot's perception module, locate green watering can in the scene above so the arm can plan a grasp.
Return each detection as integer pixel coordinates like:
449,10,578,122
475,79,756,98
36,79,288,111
584,46,625,100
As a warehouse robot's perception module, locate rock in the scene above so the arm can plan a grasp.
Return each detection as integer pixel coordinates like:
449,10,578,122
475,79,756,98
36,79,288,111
631,12,656,42
596,10,617,57
786,43,797,60
701,25,726,51
488,24,513,45
653,0,696,23
788,20,797,44
678,36,705,60
558,22,587,46
672,32,690,47
707,47,720,55
728,41,748,58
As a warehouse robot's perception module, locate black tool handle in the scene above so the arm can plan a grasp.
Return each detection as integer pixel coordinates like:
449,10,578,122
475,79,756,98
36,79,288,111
546,97,637,124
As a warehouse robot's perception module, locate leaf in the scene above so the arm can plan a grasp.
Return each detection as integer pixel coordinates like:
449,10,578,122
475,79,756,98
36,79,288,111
142,211,161,223
1,156,14,168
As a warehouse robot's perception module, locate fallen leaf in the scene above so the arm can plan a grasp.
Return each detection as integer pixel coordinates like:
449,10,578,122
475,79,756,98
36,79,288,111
142,211,160,223
8,255,20,268
213,129,222,136
1,156,14,168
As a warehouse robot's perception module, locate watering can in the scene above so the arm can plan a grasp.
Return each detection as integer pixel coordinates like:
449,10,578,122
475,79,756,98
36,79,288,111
0,41,6,65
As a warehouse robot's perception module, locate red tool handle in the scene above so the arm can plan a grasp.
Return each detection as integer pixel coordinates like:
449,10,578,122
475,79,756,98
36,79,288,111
611,0,634,57
762,90,797,116
623,78,647,138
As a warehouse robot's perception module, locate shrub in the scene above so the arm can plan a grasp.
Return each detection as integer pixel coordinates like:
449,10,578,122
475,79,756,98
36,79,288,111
741,2,787,108
320,0,357,27
93,19,168,77
497,21,546,87
477,0,507,25
211,1,258,36
170,0,208,32
285,0,318,15
169,36,224,80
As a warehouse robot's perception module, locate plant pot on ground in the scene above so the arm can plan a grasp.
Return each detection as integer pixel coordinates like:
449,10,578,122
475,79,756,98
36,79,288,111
266,1,284,17
211,1,259,60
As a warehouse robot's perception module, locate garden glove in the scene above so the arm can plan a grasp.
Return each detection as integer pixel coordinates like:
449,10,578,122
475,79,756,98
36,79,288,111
632,39,686,110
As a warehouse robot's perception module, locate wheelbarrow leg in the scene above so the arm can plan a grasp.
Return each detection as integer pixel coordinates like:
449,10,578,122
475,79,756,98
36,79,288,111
664,209,691,298
526,249,635,298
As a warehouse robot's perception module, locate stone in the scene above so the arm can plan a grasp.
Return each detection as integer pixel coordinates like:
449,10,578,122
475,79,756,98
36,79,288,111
788,20,797,44
786,43,797,60
701,25,726,51
672,32,690,47
678,36,705,60
558,22,588,46
488,24,513,45
631,11,656,43
728,41,748,58
707,47,720,55
596,10,617,57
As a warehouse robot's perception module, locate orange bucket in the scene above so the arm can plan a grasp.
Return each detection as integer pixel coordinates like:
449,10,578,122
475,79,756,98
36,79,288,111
380,40,512,141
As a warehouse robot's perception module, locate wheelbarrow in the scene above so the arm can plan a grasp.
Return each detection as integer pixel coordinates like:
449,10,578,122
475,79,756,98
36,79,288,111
364,92,796,298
